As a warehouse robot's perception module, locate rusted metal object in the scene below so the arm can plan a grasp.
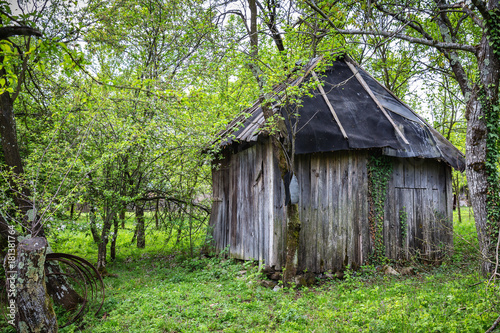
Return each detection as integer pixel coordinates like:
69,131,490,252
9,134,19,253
45,253,105,328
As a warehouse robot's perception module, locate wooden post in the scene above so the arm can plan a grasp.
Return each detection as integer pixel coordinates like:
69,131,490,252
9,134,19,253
14,237,58,332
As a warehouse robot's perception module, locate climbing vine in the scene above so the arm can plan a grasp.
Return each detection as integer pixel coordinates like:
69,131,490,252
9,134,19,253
399,208,408,245
482,90,500,238
488,9,500,57
367,154,393,264
483,8,500,247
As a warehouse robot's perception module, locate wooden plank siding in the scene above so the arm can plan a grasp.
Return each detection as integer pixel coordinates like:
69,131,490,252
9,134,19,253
209,140,286,267
295,151,370,273
209,145,453,272
388,158,453,262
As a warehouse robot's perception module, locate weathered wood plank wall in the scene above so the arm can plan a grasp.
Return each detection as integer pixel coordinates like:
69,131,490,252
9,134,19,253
295,151,369,273
386,158,453,262
210,145,453,273
209,140,286,267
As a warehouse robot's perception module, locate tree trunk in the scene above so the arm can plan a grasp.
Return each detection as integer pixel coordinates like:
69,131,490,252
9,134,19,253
247,0,263,90
466,97,491,275
175,213,184,246
110,214,119,260
96,210,113,273
0,80,23,176
89,206,100,243
9,237,58,332
0,91,32,221
245,0,300,283
45,261,83,311
466,30,500,276
119,208,126,229
136,204,145,249
155,198,159,229
188,205,193,257
0,20,82,320
96,237,108,274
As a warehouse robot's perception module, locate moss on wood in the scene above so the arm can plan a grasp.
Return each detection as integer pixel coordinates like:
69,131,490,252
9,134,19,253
283,204,300,286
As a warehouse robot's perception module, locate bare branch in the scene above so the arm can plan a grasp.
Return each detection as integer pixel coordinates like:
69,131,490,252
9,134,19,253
304,0,475,53
255,0,285,53
336,28,476,53
461,4,484,28
138,195,210,214
435,0,458,41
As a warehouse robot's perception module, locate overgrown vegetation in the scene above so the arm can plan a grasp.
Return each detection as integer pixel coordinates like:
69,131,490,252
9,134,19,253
1,209,496,332
367,154,393,264
1,0,500,330
399,208,408,244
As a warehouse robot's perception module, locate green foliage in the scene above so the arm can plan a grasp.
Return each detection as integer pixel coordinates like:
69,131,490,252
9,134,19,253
1,213,497,333
487,9,500,57
452,208,480,264
483,9,500,240
367,154,393,264
1,1,498,329
399,208,408,243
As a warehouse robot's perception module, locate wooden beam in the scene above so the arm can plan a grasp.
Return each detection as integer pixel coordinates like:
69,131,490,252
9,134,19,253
293,56,324,87
311,71,348,140
345,61,410,145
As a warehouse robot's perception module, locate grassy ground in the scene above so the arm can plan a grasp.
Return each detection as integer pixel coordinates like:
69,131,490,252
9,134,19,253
1,208,500,332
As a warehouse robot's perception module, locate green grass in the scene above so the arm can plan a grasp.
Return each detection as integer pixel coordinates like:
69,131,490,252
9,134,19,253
1,208,500,332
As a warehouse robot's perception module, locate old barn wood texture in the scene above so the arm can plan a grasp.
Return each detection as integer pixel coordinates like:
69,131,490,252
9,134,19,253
209,56,465,273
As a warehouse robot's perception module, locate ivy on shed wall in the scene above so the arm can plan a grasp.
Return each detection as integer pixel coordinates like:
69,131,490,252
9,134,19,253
367,154,392,264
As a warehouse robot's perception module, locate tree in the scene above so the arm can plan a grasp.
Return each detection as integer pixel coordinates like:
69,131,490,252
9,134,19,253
79,0,221,268
304,0,500,277
0,1,102,329
0,4,42,234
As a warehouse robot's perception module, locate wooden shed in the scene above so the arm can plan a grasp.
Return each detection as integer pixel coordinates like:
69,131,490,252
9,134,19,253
209,56,465,273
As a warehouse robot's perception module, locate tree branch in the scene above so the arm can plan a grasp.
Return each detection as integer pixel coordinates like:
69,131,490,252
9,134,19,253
255,0,285,53
470,0,492,23
0,26,42,40
369,1,474,97
303,0,339,30
304,0,475,53
336,29,476,52
435,0,458,41
461,4,484,28
138,195,210,214
223,10,250,34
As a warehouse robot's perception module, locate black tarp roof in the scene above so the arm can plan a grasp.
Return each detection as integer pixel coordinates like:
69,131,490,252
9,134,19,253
215,56,465,171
